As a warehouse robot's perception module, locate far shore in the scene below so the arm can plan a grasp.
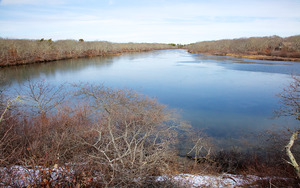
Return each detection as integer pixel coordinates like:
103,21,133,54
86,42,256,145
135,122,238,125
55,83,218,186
185,35,300,62
187,51,300,62
2,35,300,68
0,39,175,67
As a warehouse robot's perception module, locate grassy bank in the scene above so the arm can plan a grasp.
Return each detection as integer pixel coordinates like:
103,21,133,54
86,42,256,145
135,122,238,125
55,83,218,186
0,38,175,67
185,35,300,62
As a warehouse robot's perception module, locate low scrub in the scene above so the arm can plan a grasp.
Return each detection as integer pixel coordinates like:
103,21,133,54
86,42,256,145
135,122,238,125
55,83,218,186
186,35,300,61
0,80,185,186
0,38,175,67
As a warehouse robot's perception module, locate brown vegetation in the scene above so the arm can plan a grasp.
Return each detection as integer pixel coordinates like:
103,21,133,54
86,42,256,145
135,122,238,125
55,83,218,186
1,78,300,186
0,38,175,67
0,80,188,186
186,35,300,62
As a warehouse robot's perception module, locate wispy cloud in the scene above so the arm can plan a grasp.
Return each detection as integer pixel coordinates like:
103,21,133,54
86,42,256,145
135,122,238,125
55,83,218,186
108,0,115,5
0,0,299,43
0,0,65,5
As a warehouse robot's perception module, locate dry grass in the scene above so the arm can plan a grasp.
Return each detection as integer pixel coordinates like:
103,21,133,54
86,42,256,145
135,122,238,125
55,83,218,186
0,38,175,67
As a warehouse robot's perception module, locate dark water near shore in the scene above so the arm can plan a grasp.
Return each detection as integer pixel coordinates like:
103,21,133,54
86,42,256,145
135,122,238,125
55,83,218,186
1,49,299,143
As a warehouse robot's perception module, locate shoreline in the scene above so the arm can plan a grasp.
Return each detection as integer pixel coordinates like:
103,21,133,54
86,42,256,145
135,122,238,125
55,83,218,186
187,50,300,62
0,39,175,68
0,51,127,68
0,49,172,68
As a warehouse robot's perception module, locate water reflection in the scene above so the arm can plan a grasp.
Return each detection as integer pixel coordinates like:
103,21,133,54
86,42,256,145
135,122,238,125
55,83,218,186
191,53,299,74
0,56,117,86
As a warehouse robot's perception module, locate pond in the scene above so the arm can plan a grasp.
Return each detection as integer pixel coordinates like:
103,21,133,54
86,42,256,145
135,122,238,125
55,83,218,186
1,49,299,143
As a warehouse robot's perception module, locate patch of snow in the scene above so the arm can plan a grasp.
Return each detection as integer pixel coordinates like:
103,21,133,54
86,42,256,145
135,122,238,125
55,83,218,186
0,165,74,187
157,173,262,187
0,165,288,187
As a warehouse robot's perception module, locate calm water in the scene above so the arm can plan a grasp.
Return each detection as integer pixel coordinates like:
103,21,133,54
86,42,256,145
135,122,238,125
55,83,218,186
1,49,299,139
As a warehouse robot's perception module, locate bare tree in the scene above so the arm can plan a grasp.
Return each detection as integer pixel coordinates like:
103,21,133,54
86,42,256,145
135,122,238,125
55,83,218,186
72,83,179,186
0,96,20,123
17,80,66,117
276,75,300,120
286,130,300,178
276,75,300,178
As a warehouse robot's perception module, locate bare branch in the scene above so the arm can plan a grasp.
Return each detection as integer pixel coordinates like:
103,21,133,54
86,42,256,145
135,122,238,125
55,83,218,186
285,130,300,179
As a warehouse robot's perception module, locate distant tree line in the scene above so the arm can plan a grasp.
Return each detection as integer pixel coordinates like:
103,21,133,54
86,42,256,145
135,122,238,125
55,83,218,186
0,39,175,67
185,35,300,60
168,43,186,48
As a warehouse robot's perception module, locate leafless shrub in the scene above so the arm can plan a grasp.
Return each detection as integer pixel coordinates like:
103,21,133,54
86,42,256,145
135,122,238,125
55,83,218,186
71,83,179,186
0,81,189,186
17,79,66,117
276,75,300,120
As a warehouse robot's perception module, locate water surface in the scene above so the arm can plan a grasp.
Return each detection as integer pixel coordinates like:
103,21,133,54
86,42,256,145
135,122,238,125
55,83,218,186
1,49,299,140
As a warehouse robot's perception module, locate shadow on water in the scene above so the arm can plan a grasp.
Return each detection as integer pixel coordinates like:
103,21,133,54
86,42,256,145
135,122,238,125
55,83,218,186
0,50,167,87
190,53,300,75
0,56,117,86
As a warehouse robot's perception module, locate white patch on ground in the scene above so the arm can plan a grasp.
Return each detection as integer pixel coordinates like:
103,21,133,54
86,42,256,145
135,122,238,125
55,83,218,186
1,165,285,187
157,173,263,187
0,165,74,187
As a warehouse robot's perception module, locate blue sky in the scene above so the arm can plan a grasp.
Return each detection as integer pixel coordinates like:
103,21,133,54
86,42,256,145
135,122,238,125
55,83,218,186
0,0,299,44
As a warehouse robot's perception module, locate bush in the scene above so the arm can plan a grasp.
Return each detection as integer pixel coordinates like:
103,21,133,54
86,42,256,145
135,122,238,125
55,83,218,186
72,83,179,186
0,81,182,186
